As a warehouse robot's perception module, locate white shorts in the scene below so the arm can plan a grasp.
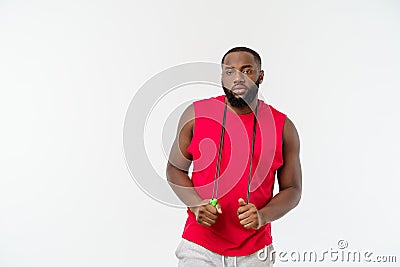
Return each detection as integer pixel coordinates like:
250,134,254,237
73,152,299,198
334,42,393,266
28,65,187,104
175,238,275,267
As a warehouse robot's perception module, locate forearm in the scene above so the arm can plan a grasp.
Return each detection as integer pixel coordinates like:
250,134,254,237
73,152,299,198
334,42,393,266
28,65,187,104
258,186,301,226
166,162,203,207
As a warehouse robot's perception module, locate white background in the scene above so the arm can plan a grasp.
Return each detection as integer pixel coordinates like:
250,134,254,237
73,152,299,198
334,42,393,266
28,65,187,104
1,0,400,266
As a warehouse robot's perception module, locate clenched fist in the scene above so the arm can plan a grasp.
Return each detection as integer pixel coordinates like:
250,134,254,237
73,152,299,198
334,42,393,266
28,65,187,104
237,198,262,229
189,201,222,227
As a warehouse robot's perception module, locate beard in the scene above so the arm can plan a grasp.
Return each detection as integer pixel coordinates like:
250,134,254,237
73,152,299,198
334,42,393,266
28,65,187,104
222,78,260,108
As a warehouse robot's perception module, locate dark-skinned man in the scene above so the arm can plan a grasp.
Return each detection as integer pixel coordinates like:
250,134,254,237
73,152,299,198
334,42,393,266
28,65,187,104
167,47,302,266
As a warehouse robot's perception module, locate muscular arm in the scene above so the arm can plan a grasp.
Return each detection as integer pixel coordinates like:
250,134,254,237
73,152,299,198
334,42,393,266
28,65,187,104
166,104,202,206
166,104,222,226
257,117,302,226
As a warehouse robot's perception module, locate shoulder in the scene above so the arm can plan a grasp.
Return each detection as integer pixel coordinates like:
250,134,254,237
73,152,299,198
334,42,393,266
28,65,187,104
260,101,287,135
259,101,298,145
190,95,225,117
282,117,300,149
262,102,287,121
178,95,222,132
179,104,194,131
192,95,224,108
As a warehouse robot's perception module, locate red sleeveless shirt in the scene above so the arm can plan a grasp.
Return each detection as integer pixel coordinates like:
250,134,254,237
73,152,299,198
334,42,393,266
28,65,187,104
182,95,286,256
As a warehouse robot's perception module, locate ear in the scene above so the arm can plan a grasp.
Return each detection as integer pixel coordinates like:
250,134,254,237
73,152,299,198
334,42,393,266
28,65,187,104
259,70,265,84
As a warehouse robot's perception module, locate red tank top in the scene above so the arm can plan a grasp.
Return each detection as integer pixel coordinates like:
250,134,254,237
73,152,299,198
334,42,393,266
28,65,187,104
182,95,286,256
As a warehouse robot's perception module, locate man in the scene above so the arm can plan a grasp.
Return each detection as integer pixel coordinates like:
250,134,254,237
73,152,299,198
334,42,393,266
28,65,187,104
166,47,302,266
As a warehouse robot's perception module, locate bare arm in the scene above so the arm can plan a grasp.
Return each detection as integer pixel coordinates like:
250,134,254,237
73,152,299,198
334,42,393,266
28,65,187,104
237,117,302,229
166,104,222,226
166,104,201,205
258,117,302,225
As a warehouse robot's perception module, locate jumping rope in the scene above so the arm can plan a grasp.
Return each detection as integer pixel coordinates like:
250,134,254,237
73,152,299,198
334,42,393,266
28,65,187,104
210,99,259,206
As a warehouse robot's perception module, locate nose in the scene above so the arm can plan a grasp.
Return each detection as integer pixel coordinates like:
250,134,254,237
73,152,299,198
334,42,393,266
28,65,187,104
233,71,245,84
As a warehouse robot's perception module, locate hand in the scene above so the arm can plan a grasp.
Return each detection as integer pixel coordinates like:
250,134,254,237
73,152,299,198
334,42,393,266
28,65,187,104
189,200,222,227
237,198,262,229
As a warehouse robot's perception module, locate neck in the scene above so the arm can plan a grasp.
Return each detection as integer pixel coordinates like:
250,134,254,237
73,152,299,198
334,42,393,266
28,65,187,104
225,96,258,115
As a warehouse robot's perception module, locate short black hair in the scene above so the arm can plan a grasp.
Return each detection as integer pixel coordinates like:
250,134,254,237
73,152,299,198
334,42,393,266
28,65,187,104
221,46,262,69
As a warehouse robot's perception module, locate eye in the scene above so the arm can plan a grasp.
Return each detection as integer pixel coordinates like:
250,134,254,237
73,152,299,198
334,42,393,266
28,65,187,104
225,70,233,76
242,69,254,74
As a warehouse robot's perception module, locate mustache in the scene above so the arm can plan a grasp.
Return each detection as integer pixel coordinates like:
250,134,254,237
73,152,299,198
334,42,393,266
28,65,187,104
232,84,248,89
223,83,249,92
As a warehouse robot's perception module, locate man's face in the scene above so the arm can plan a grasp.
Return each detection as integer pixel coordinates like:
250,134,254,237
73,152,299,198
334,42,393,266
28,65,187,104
221,51,264,108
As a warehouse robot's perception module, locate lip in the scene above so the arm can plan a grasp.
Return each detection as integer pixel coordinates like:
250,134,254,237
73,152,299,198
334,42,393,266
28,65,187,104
232,85,247,95
232,85,247,90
